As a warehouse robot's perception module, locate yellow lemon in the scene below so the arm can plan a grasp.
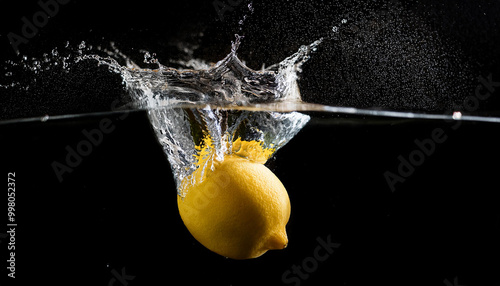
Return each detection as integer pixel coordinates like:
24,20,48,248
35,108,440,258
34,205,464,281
177,140,290,259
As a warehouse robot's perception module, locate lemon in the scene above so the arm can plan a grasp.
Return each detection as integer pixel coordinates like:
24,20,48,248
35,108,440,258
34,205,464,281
177,139,290,259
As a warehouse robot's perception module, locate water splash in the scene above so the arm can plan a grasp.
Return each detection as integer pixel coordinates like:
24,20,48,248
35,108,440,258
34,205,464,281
76,34,322,109
55,34,317,194
0,31,324,195
132,35,317,194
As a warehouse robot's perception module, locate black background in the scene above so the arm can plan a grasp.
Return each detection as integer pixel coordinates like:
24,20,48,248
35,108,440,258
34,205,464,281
1,0,500,286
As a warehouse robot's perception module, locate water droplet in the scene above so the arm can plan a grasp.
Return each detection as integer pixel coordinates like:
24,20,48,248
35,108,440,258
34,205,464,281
79,41,86,50
452,111,462,120
41,115,50,122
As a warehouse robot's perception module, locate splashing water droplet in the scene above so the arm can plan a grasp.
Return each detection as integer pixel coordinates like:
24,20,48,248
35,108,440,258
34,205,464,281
79,41,86,50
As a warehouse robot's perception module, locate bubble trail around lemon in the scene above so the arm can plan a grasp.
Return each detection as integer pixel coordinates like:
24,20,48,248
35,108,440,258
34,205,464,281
177,136,291,259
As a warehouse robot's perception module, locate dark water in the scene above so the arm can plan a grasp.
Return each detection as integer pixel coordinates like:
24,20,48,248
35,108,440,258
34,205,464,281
1,110,500,286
